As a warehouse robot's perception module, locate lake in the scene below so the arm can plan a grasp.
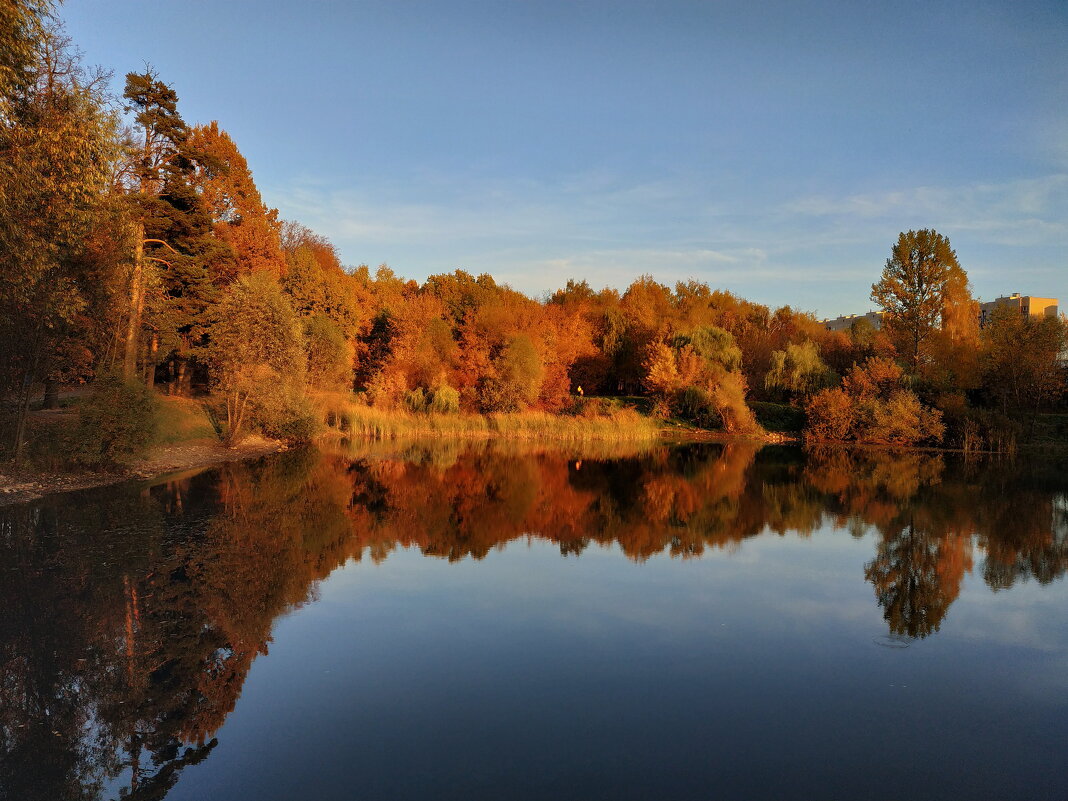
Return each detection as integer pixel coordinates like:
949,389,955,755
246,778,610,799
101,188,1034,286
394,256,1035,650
1,441,1066,800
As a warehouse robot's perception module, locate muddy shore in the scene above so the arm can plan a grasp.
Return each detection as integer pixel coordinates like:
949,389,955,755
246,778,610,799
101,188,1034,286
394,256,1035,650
0,438,286,507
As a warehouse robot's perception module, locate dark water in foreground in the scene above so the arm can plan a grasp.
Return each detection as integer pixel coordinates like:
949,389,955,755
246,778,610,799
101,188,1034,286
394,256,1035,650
1,441,1067,801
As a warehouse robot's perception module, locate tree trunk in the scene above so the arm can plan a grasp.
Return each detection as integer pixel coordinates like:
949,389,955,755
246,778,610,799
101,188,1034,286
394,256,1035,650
175,359,188,397
145,333,158,389
43,379,58,410
123,222,145,380
11,320,46,465
11,375,32,465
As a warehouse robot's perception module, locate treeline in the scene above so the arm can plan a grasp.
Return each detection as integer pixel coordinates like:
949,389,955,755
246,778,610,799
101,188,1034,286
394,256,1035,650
2,4,1066,463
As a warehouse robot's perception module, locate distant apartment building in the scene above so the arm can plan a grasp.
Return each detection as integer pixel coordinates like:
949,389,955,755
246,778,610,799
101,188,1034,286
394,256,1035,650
823,310,884,332
823,293,1059,332
977,293,1059,327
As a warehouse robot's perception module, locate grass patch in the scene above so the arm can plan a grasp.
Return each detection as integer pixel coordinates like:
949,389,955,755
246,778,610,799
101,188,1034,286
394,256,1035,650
152,396,219,444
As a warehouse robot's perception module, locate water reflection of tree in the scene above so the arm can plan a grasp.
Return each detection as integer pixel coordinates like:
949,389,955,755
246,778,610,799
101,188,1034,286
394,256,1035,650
805,448,1066,637
0,450,354,801
1,444,1065,798
863,522,971,638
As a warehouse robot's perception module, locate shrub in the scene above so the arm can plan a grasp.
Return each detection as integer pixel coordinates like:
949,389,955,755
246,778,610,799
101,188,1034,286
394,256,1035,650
673,385,719,428
804,357,944,445
937,395,1020,453
804,388,854,441
305,314,353,390
866,390,946,445
249,385,319,442
207,274,307,443
428,384,460,414
402,384,461,415
405,387,428,413
710,369,761,433
764,340,836,399
68,375,158,467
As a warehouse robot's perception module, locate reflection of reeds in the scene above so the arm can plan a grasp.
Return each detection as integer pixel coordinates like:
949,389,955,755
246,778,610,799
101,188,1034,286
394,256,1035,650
320,432,662,463
318,399,660,444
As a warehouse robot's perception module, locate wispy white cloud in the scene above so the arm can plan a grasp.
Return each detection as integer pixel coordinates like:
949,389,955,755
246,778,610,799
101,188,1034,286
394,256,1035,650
782,174,1068,247
262,169,1068,313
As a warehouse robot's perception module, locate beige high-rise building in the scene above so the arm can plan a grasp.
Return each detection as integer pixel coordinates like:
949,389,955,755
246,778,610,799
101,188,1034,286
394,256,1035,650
822,310,885,332
978,293,1059,327
822,293,1059,332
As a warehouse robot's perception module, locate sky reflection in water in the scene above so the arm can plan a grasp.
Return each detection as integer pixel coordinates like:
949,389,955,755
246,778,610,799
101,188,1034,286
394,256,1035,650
1,442,1066,800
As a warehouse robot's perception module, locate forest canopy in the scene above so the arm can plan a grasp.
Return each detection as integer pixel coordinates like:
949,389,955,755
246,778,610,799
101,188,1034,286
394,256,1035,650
1,2,1065,464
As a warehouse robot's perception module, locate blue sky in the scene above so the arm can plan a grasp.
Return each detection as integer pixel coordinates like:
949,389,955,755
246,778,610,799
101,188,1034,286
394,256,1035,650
63,0,1066,317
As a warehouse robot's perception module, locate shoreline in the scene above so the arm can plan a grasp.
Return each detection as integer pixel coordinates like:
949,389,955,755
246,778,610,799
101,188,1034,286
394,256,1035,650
0,426,782,507
0,438,287,507
4,424,1061,508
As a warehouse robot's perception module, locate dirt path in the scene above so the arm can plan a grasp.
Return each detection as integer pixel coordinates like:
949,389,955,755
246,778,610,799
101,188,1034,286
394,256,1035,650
0,437,286,507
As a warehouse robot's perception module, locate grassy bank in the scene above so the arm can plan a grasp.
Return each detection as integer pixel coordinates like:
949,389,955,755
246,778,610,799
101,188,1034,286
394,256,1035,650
314,394,660,443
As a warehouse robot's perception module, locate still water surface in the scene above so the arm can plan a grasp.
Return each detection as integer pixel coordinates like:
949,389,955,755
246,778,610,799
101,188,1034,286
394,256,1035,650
1,441,1066,800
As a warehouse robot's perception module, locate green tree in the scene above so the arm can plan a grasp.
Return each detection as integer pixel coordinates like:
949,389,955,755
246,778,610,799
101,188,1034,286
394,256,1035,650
207,274,306,443
871,229,960,370
764,340,835,399
0,23,121,461
477,334,544,412
122,69,223,389
304,313,353,390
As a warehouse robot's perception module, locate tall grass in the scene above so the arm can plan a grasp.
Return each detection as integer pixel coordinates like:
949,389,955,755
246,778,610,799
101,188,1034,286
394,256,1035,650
313,392,659,443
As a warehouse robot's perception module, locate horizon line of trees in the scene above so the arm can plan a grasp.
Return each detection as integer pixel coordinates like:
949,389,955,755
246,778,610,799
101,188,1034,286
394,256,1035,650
2,3,1066,464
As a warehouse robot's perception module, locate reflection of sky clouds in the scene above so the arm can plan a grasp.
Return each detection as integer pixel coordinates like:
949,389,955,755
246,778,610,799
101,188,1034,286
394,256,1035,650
317,523,1068,692
187,449,1068,801
324,528,881,638
949,574,1068,656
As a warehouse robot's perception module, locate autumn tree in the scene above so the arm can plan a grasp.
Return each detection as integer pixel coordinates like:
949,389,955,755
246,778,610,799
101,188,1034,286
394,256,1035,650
207,273,307,443
643,326,760,433
764,340,835,400
0,22,121,460
188,121,285,280
980,305,1066,416
871,229,960,370
805,356,945,445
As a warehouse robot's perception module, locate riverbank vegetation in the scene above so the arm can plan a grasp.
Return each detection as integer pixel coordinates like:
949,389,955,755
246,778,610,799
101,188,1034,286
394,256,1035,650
2,3,1066,470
